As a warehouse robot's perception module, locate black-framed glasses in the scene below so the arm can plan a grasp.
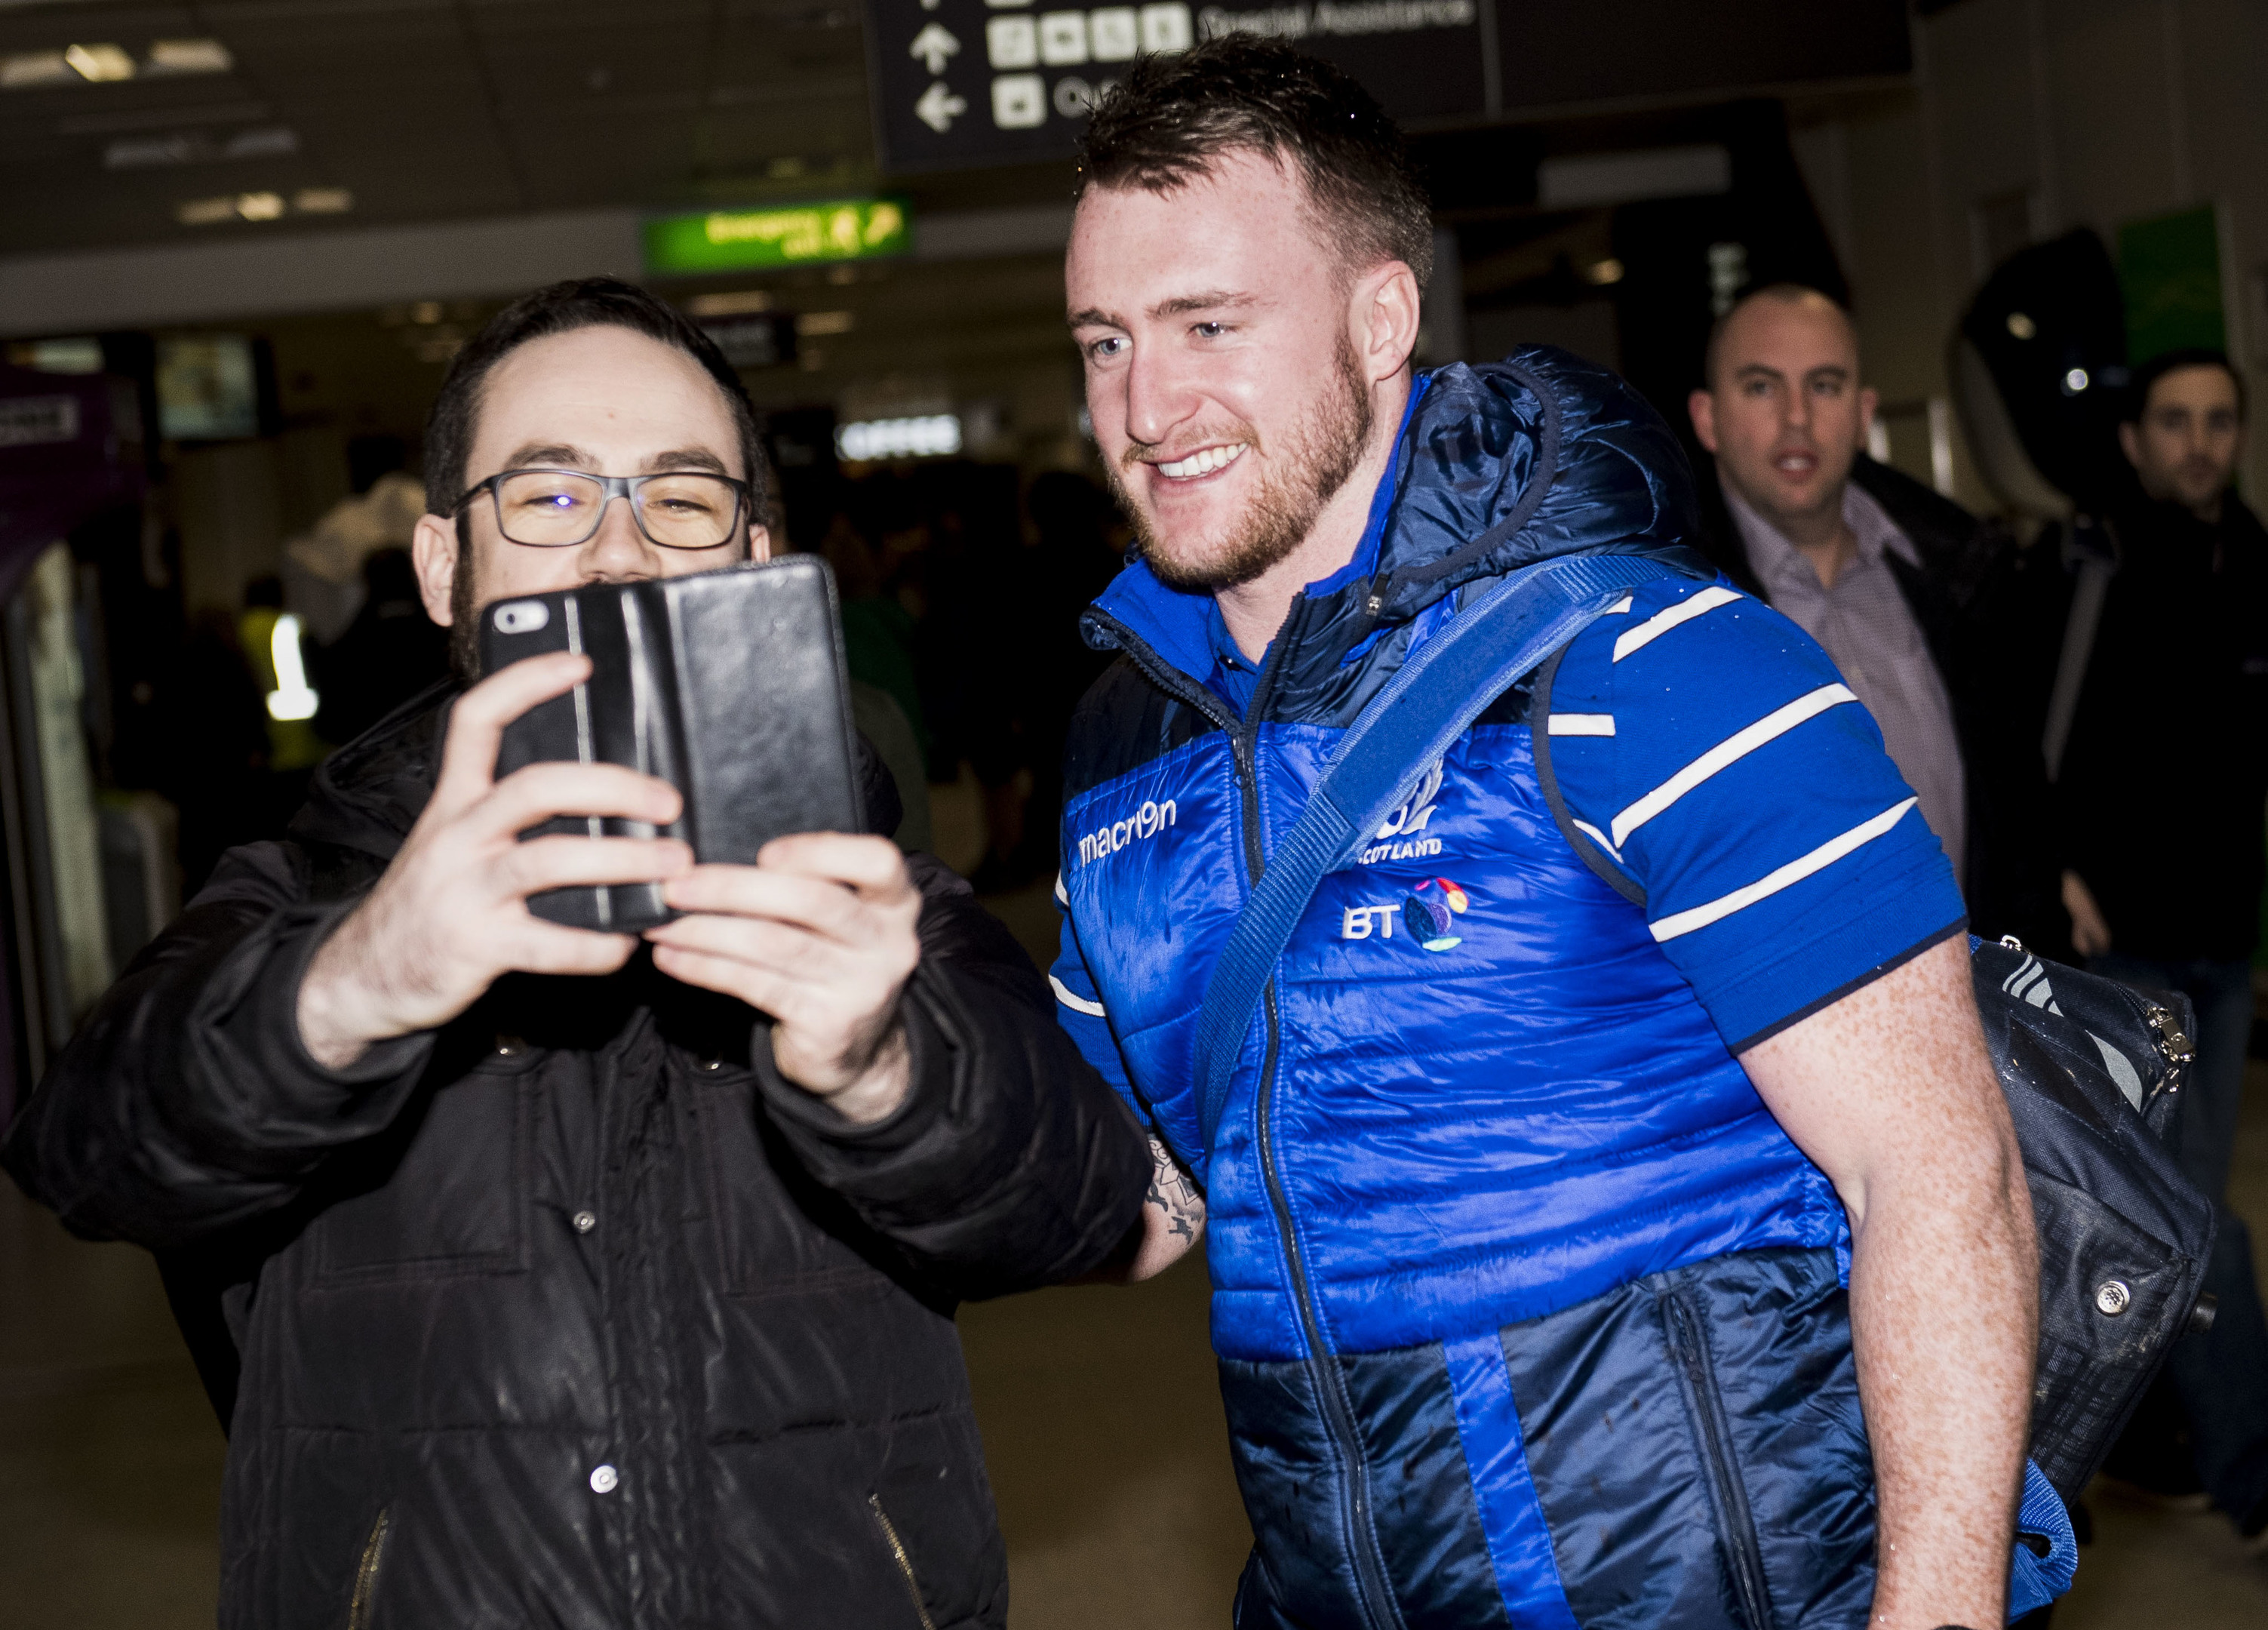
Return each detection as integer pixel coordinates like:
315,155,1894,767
455,468,750,551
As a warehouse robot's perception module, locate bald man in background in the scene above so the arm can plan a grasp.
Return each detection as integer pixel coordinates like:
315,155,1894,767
1689,284,2047,940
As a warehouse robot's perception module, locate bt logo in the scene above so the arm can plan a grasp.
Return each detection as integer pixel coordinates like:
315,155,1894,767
1341,878,1472,953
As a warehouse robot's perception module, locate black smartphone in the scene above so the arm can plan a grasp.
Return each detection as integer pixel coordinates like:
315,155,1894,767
476,556,864,932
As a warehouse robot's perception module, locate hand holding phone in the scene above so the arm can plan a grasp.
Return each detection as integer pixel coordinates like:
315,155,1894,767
296,652,692,1069
477,557,865,931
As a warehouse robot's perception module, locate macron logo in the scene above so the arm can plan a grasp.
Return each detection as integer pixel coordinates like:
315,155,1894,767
1077,798,1177,866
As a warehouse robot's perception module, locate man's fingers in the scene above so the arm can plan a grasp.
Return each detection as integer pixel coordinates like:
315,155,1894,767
660,863,857,927
506,920,644,976
504,835,693,896
430,652,592,813
755,832,917,898
475,761,684,839
650,942,796,1014
644,910,859,976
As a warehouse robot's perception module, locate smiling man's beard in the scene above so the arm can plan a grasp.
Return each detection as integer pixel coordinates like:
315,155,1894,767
1111,334,1374,595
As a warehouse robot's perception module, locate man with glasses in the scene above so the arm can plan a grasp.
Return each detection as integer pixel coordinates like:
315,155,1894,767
5,278,1148,1629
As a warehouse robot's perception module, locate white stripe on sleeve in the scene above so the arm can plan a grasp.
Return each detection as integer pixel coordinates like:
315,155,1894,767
1054,872,1068,905
1649,798,1919,943
1547,713,1616,737
1612,584,1741,662
1609,683,1857,849
1049,973,1107,1016
1572,819,1625,863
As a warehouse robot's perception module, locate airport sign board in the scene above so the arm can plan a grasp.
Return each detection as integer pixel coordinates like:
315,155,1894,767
861,0,1910,175
644,198,912,275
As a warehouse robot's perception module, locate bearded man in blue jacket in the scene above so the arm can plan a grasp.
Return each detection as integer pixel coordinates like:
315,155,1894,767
1052,38,2064,1630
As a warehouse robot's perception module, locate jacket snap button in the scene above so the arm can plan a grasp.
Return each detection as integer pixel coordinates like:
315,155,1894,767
2094,1279,2132,1317
572,1210,598,1235
589,1464,619,1494
698,1056,722,1072
495,1035,523,1057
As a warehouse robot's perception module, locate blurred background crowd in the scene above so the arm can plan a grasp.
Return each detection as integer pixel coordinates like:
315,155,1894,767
4,0,2268,1623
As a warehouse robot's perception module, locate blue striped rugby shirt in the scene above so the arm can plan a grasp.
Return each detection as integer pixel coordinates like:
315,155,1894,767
1544,574,1968,1051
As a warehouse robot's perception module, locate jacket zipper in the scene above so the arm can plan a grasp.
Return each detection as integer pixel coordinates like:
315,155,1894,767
868,1493,939,1630
348,1507,392,1630
1093,607,1405,1630
1663,1290,1774,1630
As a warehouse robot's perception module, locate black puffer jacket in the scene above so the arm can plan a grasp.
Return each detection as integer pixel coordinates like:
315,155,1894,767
3,686,1150,1630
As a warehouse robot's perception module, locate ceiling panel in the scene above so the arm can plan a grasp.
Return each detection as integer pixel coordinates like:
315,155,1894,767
0,0,915,260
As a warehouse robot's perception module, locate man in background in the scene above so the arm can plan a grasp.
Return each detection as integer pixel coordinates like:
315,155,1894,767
2053,349,2268,1546
1688,285,2048,940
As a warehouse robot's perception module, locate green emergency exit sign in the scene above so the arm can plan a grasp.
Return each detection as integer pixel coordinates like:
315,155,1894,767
644,198,911,274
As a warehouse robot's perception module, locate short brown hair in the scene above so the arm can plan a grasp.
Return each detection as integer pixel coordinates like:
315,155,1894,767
422,275,767,516
1076,35,1434,288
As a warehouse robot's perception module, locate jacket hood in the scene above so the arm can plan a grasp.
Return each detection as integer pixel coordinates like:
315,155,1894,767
1083,346,1707,706
287,679,455,862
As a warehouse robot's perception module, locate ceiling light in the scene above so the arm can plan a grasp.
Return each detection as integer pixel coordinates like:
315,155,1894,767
688,290,773,316
836,414,961,461
235,191,284,221
1584,257,1626,286
295,188,352,214
796,310,855,337
225,127,297,159
411,302,444,324
7,338,105,376
178,195,236,225
146,39,234,77
64,44,137,82
1,51,73,89
109,134,198,168
109,126,299,169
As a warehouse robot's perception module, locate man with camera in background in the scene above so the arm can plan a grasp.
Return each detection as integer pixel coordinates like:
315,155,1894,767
4,277,1148,1629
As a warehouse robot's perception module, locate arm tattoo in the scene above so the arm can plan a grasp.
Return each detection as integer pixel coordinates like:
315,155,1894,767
1144,1136,1206,1243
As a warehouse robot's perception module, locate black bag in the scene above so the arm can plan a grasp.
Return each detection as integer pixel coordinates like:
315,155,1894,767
1970,936,2216,1499
476,556,865,932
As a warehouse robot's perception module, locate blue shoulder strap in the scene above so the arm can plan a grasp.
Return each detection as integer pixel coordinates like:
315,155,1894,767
1190,552,1682,1152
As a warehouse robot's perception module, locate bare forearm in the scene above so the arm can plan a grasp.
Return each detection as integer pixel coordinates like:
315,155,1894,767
1850,1152,2036,1628
1738,939,2042,1629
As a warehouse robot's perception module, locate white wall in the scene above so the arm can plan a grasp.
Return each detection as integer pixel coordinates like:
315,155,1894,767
1799,0,2268,510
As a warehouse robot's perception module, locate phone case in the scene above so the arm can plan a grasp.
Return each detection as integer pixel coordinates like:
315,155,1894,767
476,556,863,932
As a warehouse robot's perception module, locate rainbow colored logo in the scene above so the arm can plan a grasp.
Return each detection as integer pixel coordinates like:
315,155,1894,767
1400,878,1471,952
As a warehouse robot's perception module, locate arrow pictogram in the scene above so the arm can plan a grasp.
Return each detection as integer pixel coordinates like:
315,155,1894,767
914,80,967,133
908,23,960,76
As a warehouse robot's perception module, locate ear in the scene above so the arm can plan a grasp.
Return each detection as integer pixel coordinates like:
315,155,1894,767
748,522,773,563
1354,260,1424,382
1856,385,1879,454
410,512,462,626
1688,388,1719,456
2118,420,2142,470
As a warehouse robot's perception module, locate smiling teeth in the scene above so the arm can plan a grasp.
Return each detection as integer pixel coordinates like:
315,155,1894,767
1157,444,1247,478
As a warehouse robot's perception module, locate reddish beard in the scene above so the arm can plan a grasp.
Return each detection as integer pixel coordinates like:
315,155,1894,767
1109,334,1374,594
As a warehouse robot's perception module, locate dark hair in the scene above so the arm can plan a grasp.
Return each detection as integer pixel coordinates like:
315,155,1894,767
1076,36,1434,288
1702,283,1855,386
2125,346,2246,423
420,275,769,515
